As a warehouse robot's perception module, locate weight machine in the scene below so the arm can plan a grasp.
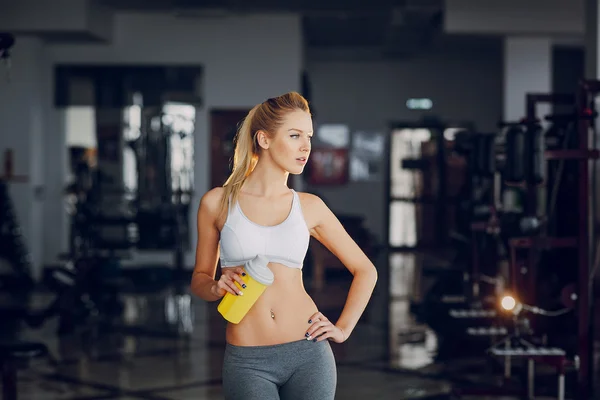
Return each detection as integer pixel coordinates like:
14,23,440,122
36,102,197,336
0,150,34,294
0,34,29,291
450,81,600,400
0,150,55,400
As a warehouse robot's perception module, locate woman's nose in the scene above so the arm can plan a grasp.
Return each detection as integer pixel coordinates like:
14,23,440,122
301,140,311,151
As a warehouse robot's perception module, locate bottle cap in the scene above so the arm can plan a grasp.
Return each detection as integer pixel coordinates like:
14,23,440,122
244,255,274,286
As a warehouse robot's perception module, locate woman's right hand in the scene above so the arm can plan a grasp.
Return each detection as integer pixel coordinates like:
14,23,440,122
211,267,246,298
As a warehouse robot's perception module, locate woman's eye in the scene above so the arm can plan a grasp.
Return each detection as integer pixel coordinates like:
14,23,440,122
290,134,299,138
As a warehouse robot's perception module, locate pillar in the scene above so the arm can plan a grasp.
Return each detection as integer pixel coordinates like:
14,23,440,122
585,0,599,79
503,37,552,122
585,1,600,397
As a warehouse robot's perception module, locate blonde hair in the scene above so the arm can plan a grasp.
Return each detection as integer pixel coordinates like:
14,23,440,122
218,91,310,217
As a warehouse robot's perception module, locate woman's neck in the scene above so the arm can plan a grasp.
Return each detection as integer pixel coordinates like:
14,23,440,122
242,159,289,197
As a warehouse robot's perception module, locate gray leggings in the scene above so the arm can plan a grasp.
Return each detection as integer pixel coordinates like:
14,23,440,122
222,338,337,400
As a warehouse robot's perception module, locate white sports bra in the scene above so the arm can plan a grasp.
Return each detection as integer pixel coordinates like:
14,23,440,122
219,189,310,269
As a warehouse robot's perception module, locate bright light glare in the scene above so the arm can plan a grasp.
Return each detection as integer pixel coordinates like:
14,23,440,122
501,295,516,311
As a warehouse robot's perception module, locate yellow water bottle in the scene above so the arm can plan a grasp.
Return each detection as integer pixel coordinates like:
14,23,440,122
217,255,274,324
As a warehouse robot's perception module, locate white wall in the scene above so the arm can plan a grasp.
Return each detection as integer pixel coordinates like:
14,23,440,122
305,45,503,243
40,12,303,268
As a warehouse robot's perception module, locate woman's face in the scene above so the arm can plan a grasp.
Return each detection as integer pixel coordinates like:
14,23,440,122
262,110,313,175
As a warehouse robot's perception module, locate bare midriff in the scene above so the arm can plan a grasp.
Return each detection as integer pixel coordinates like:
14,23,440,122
225,263,318,346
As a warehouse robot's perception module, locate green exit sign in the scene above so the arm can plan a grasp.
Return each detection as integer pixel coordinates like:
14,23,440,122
406,98,433,110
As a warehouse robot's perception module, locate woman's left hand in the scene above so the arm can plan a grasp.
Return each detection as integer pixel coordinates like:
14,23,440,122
305,312,346,343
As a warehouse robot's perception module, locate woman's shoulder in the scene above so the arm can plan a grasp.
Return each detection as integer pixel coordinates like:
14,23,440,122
296,191,329,213
199,187,226,215
295,191,337,229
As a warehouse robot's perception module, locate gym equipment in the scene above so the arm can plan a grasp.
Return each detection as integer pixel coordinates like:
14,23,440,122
502,120,545,186
567,81,598,400
0,150,34,293
129,103,195,260
123,101,196,334
465,132,502,301
0,33,14,54
484,294,575,400
53,65,200,271
449,82,599,400
0,341,51,400
489,344,567,400
445,131,507,356
30,147,127,335
387,119,476,252
391,123,511,360
36,100,197,336
0,33,14,81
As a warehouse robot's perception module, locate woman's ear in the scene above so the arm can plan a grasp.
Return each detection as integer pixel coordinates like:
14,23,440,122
256,130,270,150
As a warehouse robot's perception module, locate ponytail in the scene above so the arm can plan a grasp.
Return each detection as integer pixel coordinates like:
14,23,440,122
217,92,310,218
218,105,260,218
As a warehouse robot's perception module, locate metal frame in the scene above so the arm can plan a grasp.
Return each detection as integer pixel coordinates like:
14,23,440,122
574,79,600,400
508,93,577,307
452,85,598,399
512,84,598,399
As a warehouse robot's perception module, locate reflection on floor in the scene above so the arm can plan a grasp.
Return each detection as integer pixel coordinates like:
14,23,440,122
1,252,598,399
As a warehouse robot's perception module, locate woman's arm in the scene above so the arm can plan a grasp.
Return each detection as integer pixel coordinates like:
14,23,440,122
190,188,225,302
304,193,378,340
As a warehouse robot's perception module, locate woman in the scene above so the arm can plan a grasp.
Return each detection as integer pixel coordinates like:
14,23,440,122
191,91,378,400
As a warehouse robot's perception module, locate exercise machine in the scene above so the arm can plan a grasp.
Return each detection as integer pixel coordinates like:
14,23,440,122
0,150,34,294
0,149,54,400
35,100,197,336
451,82,599,400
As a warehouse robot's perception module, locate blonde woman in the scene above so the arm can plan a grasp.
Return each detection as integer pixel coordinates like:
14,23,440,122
191,92,378,400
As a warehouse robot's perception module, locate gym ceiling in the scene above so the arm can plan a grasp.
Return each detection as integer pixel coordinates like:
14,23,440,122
98,0,460,56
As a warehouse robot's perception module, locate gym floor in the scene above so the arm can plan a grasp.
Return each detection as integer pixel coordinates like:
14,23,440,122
2,251,596,400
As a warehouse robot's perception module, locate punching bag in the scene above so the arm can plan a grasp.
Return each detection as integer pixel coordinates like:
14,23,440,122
474,133,497,177
505,125,526,184
527,124,545,185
